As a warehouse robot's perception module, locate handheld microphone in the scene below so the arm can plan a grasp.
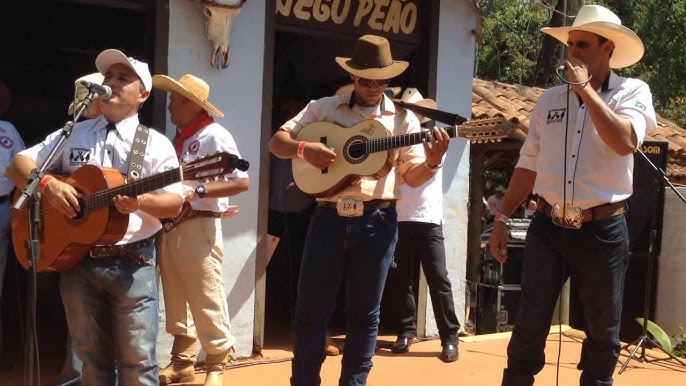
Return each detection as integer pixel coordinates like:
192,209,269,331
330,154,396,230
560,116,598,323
77,80,112,100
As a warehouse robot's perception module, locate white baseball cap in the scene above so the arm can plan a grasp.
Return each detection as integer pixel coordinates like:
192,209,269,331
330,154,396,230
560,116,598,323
95,49,152,91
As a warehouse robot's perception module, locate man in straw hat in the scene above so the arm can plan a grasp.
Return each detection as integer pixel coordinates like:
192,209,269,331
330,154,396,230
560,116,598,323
269,34,450,386
7,49,185,385
153,73,248,386
489,5,657,385
68,72,105,119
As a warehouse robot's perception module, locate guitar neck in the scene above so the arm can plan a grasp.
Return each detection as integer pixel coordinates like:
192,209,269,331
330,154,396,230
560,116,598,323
365,126,457,153
80,168,182,214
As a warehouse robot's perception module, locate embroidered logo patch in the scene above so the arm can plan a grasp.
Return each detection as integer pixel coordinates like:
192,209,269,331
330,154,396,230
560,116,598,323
547,109,566,124
69,147,92,165
0,136,14,149
635,101,647,111
188,140,200,155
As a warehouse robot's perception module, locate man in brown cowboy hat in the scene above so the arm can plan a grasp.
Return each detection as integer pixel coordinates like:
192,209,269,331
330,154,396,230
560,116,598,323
489,5,657,386
269,34,450,386
153,73,249,386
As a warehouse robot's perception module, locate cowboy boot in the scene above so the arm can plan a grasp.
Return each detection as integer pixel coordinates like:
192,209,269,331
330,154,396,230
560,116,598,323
203,350,229,386
159,335,197,385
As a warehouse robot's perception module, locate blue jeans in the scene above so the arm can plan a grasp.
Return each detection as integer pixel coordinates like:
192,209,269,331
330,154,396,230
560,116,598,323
60,241,159,386
502,212,629,386
291,204,398,386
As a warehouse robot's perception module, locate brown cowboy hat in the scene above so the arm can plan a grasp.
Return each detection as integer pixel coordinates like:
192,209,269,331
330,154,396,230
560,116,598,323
335,35,408,80
152,74,224,117
541,5,644,69
335,83,401,98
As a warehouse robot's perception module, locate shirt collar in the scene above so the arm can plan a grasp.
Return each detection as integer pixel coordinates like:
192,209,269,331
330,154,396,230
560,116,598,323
338,92,396,117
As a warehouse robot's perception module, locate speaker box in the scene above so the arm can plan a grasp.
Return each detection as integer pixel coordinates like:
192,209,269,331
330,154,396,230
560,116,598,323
570,141,667,341
476,283,521,334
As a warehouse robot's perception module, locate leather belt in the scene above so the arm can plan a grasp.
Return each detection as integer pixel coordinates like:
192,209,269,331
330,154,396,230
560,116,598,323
0,195,8,204
89,237,154,266
318,199,395,212
537,197,626,223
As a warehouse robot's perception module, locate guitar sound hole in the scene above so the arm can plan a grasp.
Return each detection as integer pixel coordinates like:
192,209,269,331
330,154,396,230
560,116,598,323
344,136,368,164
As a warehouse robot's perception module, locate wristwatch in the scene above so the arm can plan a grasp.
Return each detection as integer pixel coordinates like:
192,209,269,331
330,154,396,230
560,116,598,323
424,160,442,173
494,213,510,225
195,184,207,198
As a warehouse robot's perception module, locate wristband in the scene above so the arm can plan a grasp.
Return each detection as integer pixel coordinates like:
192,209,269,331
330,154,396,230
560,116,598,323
296,141,307,159
494,213,510,225
39,175,55,193
424,160,442,173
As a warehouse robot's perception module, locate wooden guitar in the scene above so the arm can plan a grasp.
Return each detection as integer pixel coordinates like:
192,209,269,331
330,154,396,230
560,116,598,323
11,152,248,272
292,118,507,197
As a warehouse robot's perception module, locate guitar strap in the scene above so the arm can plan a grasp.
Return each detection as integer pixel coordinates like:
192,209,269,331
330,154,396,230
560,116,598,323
126,124,149,180
392,100,469,126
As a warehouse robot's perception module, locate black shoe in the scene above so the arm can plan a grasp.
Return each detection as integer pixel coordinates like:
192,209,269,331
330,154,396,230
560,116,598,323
441,343,459,362
391,336,414,354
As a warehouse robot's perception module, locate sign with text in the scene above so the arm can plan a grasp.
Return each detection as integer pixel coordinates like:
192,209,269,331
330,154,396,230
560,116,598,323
276,0,423,44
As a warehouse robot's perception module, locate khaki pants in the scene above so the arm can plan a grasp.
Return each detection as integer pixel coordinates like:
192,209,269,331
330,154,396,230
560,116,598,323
159,217,236,355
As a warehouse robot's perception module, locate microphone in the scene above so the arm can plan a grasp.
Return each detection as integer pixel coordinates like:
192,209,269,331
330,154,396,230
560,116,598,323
77,80,112,100
557,65,566,72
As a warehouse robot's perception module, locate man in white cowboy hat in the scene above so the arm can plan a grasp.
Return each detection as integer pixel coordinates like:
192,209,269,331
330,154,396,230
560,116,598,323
489,5,657,386
7,49,185,385
269,34,451,386
67,72,105,119
153,73,248,386
382,88,460,363
487,184,507,217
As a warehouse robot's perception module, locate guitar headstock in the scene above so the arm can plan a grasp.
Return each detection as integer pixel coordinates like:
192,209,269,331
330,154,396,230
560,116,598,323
456,117,511,143
182,152,250,182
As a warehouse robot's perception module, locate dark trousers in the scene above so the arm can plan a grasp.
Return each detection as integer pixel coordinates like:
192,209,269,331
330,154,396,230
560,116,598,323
386,221,459,345
502,212,629,386
291,205,397,386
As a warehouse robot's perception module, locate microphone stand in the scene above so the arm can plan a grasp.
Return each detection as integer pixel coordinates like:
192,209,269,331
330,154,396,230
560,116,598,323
12,92,96,386
619,149,686,373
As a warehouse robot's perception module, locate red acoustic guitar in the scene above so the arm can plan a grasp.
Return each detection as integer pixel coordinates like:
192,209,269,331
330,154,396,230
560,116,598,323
11,152,248,272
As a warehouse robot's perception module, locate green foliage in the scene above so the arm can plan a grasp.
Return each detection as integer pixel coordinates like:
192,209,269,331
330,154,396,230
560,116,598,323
636,317,673,353
476,0,550,84
673,326,686,358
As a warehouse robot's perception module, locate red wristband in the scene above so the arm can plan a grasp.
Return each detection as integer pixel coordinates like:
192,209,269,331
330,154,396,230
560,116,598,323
296,141,307,159
39,175,55,193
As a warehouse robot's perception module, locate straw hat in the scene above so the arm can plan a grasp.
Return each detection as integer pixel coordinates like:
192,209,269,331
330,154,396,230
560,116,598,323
335,83,401,98
95,49,152,90
541,4,644,68
152,74,224,118
68,72,105,116
335,35,408,80
396,88,437,123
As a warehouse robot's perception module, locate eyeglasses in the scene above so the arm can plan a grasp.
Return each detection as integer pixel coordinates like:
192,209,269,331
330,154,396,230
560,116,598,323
353,76,390,88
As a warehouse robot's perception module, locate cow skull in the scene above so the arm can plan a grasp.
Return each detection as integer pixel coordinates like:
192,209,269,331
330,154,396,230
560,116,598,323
198,0,246,69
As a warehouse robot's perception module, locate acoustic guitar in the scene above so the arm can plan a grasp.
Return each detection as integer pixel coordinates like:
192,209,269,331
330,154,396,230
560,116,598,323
11,152,249,272
292,118,507,197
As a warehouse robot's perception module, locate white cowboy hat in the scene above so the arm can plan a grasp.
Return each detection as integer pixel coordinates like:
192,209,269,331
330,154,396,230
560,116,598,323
95,49,153,90
68,72,105,116
152,74,224,118
335,35,409,80
396,88,437,123
541,5,644,69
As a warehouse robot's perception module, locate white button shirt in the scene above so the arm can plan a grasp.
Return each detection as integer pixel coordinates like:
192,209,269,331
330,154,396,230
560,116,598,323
517,72,657,210
0,120,25,196
19,115,183,244
178,121,249,213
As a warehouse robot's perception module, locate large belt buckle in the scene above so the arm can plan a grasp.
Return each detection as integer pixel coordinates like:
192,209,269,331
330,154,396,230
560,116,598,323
551,203,582,229
336,196,364,217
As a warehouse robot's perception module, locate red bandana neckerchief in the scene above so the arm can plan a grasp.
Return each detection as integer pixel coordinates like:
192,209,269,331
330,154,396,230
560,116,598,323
174,111,214,158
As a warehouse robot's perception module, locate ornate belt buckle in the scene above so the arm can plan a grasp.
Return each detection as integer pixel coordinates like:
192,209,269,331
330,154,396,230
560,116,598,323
336,196,364,217
552,203,582,229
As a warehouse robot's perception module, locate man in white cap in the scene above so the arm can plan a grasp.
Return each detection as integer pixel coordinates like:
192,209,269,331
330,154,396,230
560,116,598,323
269,34,450,386
6,49,184,385
489,5,657,386
153,73,249,386
385,89,460,362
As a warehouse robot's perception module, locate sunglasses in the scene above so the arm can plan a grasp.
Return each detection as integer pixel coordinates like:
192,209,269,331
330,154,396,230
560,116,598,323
353,76,390,88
